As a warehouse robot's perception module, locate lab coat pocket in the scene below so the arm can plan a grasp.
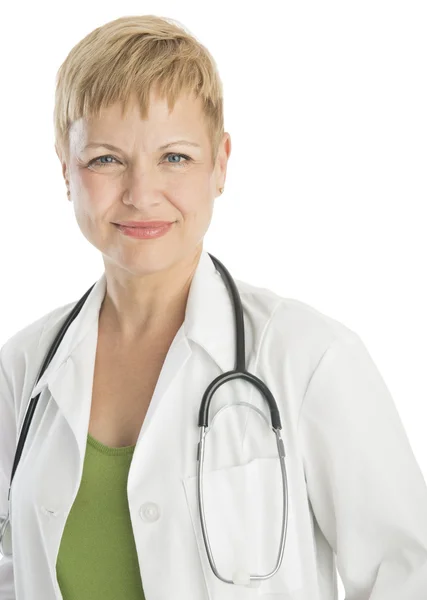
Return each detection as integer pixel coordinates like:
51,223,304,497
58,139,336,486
182,456,303,598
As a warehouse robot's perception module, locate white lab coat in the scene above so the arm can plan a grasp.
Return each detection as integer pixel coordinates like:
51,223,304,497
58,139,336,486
1,249,427,600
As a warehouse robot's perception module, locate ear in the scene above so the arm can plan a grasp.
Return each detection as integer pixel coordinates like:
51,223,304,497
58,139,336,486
55,145,68,182
216,132,231,189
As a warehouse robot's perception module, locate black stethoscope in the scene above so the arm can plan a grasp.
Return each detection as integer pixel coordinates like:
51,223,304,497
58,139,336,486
0,253,289,587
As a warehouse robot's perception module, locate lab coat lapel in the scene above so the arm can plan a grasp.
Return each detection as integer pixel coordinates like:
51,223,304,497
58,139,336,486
184,250,237,373
27,250,237,454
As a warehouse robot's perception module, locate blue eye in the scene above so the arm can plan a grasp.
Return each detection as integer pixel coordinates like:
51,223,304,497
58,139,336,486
164,152,191,166
88,155,118,167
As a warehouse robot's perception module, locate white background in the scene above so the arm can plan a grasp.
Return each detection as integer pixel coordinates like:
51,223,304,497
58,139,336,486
1,2,426,596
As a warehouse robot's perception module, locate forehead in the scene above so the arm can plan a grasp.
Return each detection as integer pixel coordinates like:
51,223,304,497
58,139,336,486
69,89,207,147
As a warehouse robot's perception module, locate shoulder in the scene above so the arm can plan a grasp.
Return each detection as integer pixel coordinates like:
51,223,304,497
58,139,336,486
234,276,360,358
0,301,76,395
230,276,365,422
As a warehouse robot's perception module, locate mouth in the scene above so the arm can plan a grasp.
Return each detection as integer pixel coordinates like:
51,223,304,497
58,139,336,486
114,222,175,239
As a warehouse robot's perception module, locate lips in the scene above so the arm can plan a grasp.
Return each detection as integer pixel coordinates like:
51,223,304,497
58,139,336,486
115,221,174,239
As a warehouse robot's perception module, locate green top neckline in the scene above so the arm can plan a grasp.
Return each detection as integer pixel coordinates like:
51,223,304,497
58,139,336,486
87,432,136,455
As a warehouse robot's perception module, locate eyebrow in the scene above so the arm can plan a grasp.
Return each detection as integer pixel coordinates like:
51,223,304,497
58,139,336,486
83,140,201,152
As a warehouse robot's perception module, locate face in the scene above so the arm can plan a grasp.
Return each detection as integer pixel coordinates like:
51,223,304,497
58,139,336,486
57,88,231,278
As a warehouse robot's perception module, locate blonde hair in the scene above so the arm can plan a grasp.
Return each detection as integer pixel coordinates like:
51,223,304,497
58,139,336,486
54,15,224,166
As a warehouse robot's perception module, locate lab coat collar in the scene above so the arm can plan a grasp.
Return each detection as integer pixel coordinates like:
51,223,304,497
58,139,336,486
30,249,236,400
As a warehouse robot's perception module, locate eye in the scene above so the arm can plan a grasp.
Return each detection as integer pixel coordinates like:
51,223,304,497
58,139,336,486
163,152,191,166
87,155,119,167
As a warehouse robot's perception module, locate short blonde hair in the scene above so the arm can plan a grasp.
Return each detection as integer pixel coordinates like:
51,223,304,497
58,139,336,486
54,15,224,166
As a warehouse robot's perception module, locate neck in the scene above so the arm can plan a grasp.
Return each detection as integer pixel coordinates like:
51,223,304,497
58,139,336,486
98,248,202,344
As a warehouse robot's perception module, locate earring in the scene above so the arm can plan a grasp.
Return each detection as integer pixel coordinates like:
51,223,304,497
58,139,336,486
219,187,224,194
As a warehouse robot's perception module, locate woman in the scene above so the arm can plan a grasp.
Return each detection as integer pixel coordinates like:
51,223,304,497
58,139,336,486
1,14,427,600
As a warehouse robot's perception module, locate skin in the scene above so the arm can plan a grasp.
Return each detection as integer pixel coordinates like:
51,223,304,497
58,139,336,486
55,87,231,345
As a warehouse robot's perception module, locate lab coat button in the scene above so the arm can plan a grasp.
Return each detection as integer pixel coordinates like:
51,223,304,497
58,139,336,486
140,502,160,522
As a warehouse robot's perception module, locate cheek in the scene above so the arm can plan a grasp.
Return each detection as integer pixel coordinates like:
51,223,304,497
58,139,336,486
78,167,101,191
72,196,105,240
72,176,114,220
182,197,215,233
77,167,119,202
175,180,213,211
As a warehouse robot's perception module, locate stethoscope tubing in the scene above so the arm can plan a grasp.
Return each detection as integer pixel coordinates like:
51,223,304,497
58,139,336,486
197,254,288,585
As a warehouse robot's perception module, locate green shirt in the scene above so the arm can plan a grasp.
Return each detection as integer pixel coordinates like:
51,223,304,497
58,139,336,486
56,434,145,599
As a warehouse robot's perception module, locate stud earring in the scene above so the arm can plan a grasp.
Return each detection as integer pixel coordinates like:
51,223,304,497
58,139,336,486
219,187,224,194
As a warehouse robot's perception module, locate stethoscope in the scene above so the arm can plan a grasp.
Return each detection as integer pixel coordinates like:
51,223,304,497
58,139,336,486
0,253,288,587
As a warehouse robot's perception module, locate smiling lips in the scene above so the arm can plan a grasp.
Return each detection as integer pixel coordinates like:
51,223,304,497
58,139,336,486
114,221,175,239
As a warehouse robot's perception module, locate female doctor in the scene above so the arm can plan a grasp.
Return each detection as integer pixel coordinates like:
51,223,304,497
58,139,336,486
1,13,427,600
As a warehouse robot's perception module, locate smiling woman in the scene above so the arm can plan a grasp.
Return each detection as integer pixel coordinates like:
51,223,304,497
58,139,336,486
2,9,427,600
53,15,231,344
